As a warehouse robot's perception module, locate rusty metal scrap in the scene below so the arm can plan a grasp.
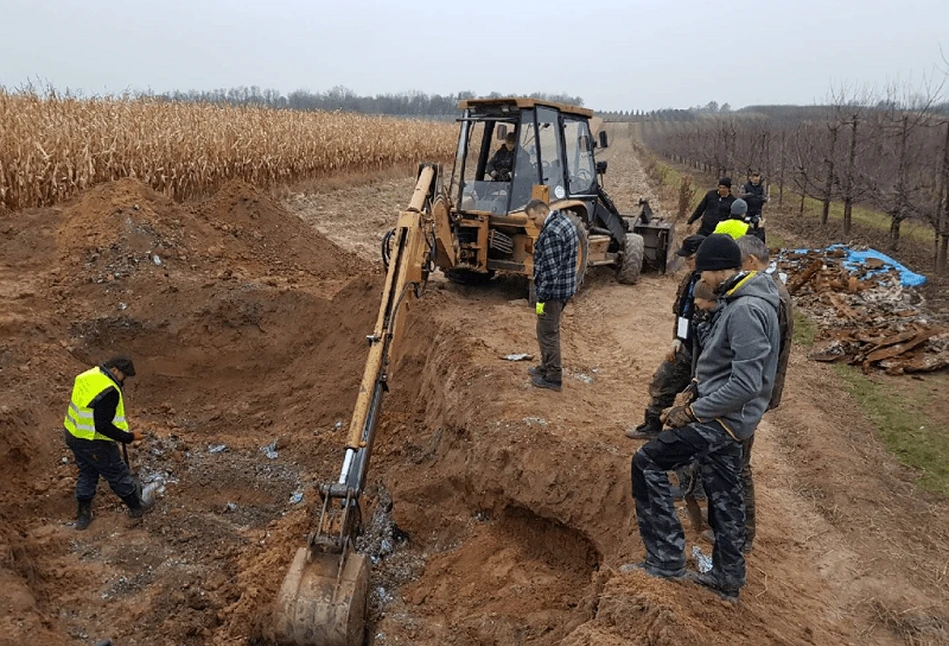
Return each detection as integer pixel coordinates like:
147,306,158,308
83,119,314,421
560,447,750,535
778,247,947,375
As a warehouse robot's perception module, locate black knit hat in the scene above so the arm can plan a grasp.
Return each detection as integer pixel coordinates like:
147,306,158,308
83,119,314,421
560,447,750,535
718,177,732,188
695,234,742,272
104,355,136,377
675,233,706,257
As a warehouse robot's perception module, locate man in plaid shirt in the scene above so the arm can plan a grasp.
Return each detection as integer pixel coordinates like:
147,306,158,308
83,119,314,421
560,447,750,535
527,199,579,392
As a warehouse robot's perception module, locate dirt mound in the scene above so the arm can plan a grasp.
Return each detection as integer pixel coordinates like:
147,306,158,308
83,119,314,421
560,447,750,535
194,180,366,280
54,178,367,291
0,177,384,645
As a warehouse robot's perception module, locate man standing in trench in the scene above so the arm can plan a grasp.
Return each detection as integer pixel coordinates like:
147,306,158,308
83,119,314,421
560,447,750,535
527,199,579,392
63,356,152,529
624,234,780,601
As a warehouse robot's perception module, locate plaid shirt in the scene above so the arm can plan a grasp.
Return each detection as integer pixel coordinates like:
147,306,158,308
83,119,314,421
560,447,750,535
533,210,579,302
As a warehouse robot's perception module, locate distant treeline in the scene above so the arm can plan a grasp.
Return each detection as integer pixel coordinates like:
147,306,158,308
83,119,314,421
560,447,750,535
137,86,585,117
639,86,949,270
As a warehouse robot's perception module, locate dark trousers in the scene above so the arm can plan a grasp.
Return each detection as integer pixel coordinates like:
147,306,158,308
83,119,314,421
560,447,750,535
643,344,693,422
741,435,756,544
536,299,565,383
64,429,137,502
632,422,746,589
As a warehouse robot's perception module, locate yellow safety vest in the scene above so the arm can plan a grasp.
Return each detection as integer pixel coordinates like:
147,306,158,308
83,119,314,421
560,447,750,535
63,367,128,442
714,218,750,239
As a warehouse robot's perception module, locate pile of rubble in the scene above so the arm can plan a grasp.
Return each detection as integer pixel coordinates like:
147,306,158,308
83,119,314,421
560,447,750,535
777,246,949,375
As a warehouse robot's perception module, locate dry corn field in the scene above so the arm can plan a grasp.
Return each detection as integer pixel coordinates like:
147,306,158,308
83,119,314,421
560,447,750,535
0,91,457,211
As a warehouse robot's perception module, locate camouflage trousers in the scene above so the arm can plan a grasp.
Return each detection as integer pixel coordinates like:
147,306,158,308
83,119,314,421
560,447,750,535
643,344,693,423
632,421,746,590
690,433,756,545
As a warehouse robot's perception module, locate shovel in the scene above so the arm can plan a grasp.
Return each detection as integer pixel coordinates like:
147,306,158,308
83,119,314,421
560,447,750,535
122,442,157,505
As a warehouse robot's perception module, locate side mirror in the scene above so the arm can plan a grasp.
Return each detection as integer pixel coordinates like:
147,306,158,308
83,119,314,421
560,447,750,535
598,131,609,149
596,161,608,175
497,124,508,140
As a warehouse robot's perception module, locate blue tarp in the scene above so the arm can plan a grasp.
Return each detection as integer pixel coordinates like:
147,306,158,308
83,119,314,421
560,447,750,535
790,244,927,288
830,244,927,287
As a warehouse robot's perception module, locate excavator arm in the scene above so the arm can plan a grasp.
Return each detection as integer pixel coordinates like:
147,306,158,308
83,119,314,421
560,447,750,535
269,163,439,646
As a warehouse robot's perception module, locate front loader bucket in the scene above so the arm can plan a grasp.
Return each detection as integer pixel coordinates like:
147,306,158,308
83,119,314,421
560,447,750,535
269,548,369,646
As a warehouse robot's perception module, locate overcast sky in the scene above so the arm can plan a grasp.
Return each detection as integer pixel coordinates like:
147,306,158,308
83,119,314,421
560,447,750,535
1,0,946,111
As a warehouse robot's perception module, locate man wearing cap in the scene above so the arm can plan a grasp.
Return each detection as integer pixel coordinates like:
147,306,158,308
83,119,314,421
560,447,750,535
687,178,736,236
713,198,751,239
623,234,780,602
487,132,517,181
63,356,151,529
626,234,705,439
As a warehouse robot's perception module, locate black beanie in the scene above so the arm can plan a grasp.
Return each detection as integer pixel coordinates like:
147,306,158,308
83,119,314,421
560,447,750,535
104,355,136,377
695,234,742,272
718,177,732,188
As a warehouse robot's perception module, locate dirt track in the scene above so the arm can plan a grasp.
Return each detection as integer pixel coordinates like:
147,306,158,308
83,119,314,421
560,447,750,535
2,125,948,646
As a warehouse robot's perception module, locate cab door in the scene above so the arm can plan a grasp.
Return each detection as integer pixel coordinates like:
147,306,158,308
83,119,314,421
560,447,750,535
535,106,567,201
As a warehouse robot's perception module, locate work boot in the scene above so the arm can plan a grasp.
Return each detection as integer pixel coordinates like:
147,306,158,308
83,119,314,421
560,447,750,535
619,561,685,580
531,375,562,392
75,500,93,531
625,416,662,440
686,570,739,602
121,493,154,520
528,366,546,378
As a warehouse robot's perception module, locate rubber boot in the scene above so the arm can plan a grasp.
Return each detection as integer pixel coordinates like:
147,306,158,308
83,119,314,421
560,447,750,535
121,493,153,519
75,500,93,531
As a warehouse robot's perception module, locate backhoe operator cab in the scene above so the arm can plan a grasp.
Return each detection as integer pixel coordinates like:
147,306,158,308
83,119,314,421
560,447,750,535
439,97,671,287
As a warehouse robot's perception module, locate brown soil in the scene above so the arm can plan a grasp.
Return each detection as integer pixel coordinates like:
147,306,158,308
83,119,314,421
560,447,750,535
0,125,947,646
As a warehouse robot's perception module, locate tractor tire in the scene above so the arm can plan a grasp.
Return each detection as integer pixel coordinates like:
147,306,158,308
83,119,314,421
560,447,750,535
617,232,645,285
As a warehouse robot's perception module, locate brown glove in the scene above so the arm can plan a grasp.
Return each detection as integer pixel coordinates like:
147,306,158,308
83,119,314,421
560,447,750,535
673,380,699,407
661,404,696,428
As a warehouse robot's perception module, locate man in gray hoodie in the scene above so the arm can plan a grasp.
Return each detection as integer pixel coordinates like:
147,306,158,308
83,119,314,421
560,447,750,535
624,234,780,601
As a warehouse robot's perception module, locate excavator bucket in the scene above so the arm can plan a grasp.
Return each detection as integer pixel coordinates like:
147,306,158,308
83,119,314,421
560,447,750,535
269,548,369,646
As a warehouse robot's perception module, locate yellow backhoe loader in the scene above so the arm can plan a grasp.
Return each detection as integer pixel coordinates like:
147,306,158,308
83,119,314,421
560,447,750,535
268,98,673,646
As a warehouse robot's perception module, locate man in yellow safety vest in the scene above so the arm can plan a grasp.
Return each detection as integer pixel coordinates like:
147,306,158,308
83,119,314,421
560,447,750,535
63,356,150,529
713,199,751,239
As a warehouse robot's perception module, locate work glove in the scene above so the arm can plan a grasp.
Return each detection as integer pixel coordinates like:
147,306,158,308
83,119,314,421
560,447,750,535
661,404,696,428
536,302,545,315
673,379,699,407
666,339,684,362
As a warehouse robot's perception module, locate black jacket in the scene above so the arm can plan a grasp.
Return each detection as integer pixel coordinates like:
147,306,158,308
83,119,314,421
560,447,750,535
486,146,515,177
90,366,134,443
688,190,735,236
672,271,700,341
741,182,767,216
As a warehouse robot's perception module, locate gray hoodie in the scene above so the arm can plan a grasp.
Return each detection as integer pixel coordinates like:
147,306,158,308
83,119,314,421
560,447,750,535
690,271,781,440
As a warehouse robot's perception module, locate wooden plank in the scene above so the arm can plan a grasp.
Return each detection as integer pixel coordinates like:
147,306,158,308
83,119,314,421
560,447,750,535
880,351,949,374
788,259,823,295
864,328,945,363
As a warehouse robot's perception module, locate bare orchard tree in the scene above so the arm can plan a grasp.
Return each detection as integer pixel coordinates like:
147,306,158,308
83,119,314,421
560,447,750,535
938,121,949,271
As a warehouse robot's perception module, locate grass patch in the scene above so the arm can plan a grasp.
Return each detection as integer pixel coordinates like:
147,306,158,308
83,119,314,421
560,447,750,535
776,189,933,246
792,310,816,347
833,365,949,495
